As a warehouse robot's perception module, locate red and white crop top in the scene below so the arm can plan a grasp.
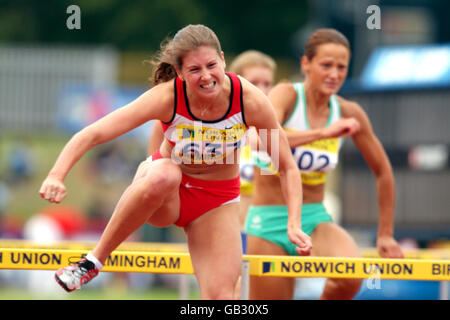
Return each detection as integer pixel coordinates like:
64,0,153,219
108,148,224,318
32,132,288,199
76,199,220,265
161,72,248,165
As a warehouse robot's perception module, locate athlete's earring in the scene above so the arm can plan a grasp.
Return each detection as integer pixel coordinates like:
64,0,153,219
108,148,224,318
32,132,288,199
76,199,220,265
174,66,183,81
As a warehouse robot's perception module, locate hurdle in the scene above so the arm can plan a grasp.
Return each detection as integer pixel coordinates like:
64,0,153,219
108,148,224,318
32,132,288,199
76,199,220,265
2,239,449,259
0,241,448,300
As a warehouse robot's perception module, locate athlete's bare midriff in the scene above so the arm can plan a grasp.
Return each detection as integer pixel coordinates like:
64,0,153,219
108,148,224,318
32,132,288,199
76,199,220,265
251,167,325,205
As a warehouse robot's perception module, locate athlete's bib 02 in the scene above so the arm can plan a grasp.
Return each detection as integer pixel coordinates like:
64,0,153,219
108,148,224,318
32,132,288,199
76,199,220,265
291,137,339,185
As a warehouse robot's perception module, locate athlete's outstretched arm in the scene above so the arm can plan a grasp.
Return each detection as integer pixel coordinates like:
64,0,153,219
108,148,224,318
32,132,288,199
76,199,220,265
268,82,360,147
40,82,174,204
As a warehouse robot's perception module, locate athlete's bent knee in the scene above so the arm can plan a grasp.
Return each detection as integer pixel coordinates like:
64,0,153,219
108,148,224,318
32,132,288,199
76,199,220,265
137,167,180,201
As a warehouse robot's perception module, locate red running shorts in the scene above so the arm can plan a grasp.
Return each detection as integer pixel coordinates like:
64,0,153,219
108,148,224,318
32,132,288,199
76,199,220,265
147,150,240,227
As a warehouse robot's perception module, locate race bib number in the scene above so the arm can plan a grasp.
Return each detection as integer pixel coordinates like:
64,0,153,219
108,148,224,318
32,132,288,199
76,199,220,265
292,138,339,185
171,123,246,164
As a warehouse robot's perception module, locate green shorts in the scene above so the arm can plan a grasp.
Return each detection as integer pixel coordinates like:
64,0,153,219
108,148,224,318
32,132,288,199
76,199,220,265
245,203,333,256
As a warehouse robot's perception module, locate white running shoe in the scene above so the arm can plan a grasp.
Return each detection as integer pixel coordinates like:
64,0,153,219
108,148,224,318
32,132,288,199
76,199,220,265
55,258,99,292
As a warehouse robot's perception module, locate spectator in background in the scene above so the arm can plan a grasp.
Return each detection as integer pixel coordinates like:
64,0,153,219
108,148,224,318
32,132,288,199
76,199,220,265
0,179,23,238
23,205,87,296
23,206,87,242
4,138,36,185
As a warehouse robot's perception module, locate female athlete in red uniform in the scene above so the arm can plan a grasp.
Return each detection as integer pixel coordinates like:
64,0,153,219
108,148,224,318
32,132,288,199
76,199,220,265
40,24,312,299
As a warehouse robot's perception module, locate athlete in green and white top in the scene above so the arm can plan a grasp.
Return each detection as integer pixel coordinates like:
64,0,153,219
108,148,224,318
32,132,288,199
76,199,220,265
245,28,404,300
284,82,343,186
250,82,343,182
246,82,349,258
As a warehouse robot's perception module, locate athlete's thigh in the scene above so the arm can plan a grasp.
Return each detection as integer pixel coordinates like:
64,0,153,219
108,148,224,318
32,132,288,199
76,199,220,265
134,159,181,227
147,189,180,227
247,235,296,300
311,222,360,258
185,203,242,291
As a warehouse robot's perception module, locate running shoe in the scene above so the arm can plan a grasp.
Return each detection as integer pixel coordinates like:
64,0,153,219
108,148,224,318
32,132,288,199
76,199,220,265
55,258,99,292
